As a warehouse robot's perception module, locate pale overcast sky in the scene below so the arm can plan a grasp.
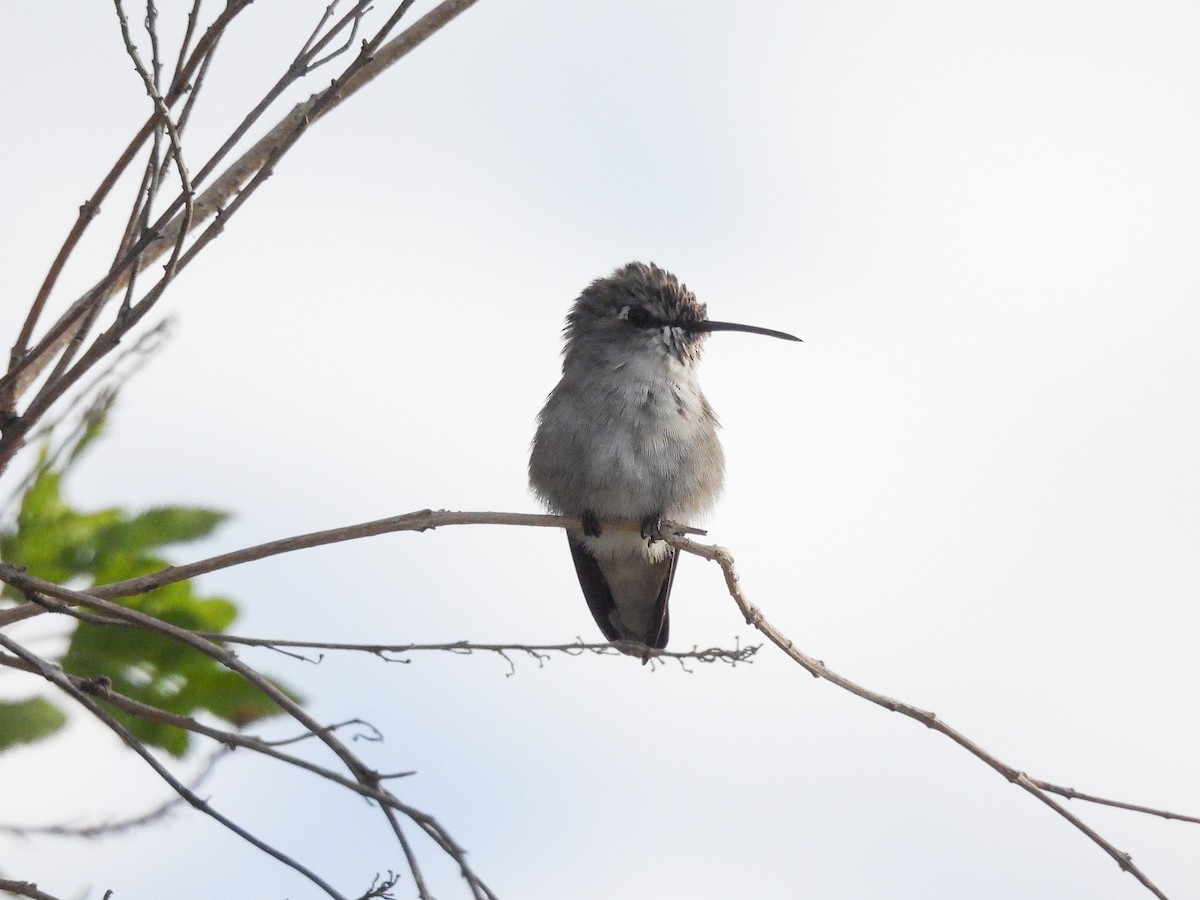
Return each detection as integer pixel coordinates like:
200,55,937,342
2,2,1199,898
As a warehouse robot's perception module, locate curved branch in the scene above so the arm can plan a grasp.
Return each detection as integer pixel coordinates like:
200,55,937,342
1,0,252,407
1029,779,1200,826
0,881,68,900
0,0,484,476
194,635,758,675
0,633,347,900
85,510,699,601
1,508,1187,899
0,567,499,899
660,531,1172,900
0,745,228,839
0,652,423,819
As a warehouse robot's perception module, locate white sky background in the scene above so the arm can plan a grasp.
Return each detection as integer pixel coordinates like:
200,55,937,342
2,2,1199,898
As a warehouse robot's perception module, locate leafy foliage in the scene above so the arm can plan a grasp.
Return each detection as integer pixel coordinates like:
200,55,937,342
1,414,297,757
0,698,67,752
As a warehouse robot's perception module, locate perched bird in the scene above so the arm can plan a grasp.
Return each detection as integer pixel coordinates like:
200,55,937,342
529,262,799,658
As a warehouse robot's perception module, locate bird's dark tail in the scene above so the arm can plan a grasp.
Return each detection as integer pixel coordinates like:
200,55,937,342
567,533,677,659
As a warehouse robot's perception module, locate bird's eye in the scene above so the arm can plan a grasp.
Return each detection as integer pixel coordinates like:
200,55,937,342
621,305,657,329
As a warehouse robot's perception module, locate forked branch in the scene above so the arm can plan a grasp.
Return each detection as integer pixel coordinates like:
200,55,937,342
0,510,1190,898
661,529,1175,900
0,0,484,476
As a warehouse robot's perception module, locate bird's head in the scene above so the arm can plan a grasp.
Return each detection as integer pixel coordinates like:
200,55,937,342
562,261,799,367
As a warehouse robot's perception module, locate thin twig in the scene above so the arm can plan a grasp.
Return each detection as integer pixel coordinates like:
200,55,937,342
299,0,344,59
201,635,758,675
0,658,425,824
0,746,229,839
1030,779,1200,825
1,0,251,408
0,569,499,898
190,0,374,192
114,135,161,269
113,0,196,296
82,510,702,601
0,510,690,630
0,318,172,523
144,0,163,90
307,2,372,71
35,1,173,388
0,651,418,797
172,22,218,137
0,880,68,900
0,0,483,476
168,0,205,97
660,530,1172,900
0,633,348,900
2,503,1188,897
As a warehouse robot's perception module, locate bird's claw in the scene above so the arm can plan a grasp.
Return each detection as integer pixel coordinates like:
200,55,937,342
582,510,602,538
640,513,662,544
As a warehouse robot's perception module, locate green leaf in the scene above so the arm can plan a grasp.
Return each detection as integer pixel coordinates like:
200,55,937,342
61,581,293,757
1,408,298,759
0,698,67,751
178,668,302,728
95,507,229,554
2,464,125,587
19,466,66,523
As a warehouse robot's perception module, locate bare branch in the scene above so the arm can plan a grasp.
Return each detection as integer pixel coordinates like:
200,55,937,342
83,510,701,602
203,635,759,675
1,0,252,410
0,652,422,811
0,510,690,629
0,880,69,900
0,0,484,476
113,0,196,284
0,633,348,900
168,0,205,97
2,502,1189,897
660,530,1173,900
0,746,229,839
1030,779,1200,826
188,0,373,195
29,0,195,395
359,872,401,900
0,318,172,526
0,569,500,899
297,1,375,75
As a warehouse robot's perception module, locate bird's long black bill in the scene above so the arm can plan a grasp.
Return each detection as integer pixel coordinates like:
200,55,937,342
684,320,802,342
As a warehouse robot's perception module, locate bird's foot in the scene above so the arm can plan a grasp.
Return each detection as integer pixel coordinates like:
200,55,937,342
640,513,663,545
582,509,603,538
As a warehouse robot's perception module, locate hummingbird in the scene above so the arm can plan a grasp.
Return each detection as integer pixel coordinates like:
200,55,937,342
529,261,799,659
